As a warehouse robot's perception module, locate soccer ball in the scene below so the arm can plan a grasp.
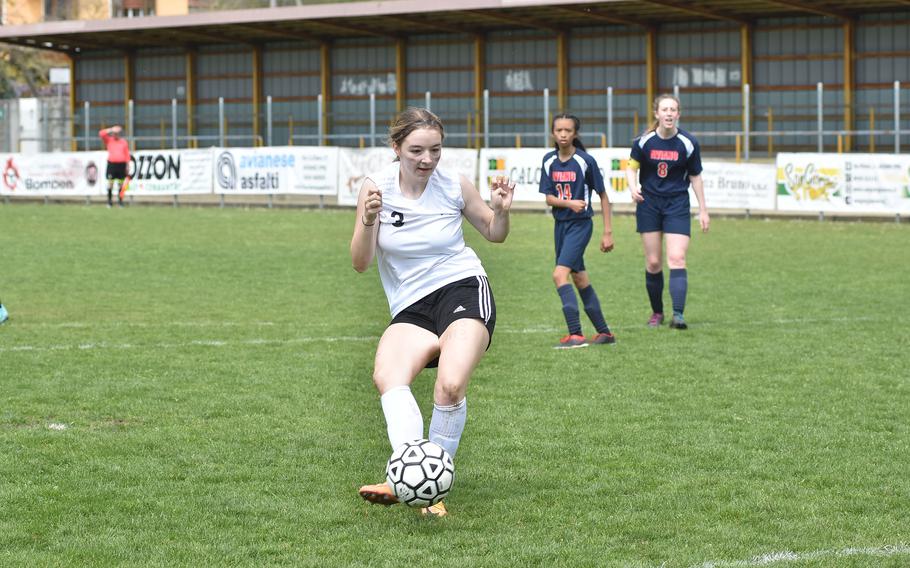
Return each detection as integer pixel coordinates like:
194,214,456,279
385,439,455,507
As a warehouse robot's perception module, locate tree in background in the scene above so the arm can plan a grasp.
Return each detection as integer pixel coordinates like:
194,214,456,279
0,46,68,99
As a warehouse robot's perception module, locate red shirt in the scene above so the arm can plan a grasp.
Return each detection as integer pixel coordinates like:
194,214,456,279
99,129,131,164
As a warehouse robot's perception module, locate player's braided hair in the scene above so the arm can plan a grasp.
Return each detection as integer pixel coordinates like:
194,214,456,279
551,113,586,151
388,108,445,161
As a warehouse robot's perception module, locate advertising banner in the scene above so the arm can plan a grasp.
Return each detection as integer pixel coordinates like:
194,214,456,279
589,148,635,204
1,151,108,196
480,147,632,204
126,149,213,195
212,146,338,195
336,147,478,206
776,153,910,214
479,148,547,203
698,161,776,210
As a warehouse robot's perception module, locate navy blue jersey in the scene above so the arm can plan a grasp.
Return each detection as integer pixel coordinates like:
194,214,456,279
538,148,605,221
630,128,702,196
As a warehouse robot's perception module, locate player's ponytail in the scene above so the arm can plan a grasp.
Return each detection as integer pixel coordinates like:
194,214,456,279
551,113,585,151
646,94,681,135
388,107,445,161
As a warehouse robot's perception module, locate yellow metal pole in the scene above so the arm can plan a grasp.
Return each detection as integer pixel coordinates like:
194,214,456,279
467,113,472,149
160,119,165,149
68,55,77,151
186,50,196,149
515,134,521,149
320,41,331,146
473,34,485,148
837,134,843,153
601,133,606,148
395,38,406,113
740,23,752,88
843,19,855,152
767,106,774,157
556,32,567,111
288,115,294,146
645,27,657,115
869,106,876,153
633,110,639,136
124,51,134,128
252,44,262,147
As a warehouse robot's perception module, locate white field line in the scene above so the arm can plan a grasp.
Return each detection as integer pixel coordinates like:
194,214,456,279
0,314,895,354
693,544,910,568
6,314,890,332
0,336,376,353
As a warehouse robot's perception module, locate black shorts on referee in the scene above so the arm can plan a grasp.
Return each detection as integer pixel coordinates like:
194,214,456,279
106,161,128,181
390,275,496,368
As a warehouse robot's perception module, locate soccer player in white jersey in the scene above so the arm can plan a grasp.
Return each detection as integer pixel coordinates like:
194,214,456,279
351,108,515,517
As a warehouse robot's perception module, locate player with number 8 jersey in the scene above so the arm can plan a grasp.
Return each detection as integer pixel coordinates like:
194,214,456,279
626,94,710,331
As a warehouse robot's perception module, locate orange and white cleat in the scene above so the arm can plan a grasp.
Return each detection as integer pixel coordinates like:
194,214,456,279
420,501,448,517
358,482,399,506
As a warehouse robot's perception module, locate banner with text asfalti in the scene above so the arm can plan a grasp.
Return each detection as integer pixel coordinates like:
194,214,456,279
1,151,108,196
776,153,910,214
126,149,213,195
336,147,478,206
212,146,338,195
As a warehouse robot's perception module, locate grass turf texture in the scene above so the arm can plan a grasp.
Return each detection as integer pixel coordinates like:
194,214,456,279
1,204,908,567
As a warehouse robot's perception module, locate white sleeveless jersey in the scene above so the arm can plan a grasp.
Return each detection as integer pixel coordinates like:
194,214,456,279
369,162,487,317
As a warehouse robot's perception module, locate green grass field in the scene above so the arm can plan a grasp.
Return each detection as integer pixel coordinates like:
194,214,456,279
1,203,908,567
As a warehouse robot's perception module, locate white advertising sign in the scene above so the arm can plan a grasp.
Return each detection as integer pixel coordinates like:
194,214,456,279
480,147,631,204
478,148,548,202
126,149,212,195
212,146,338,195
589,148,635,204
776,153,910,214
698,161,776,210
336,147,478,206
0,151,108,196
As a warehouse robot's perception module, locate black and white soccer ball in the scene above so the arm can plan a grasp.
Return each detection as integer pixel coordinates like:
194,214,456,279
385,439,455,507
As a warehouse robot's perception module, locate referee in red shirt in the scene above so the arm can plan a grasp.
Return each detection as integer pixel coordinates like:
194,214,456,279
99,125,131,208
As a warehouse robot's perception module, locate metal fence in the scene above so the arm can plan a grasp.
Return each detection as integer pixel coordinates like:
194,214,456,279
3,81,907,158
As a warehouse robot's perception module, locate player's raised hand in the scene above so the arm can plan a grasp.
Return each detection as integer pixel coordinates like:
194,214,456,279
363,186,383,224
490,175,515,212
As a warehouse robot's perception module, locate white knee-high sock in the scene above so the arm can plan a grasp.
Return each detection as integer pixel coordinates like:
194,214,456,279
380,385,423,451
429,398,467,459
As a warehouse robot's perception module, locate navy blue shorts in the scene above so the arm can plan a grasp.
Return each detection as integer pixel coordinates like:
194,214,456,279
554,218,593,273
636,191,691,236
390,275,495,368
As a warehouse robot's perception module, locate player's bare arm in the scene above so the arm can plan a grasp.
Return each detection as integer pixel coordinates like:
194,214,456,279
351,178,381,272
599,191,614,253
461,174,514,243
625,159,643,203
690,174,710,233
545,194,587,213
